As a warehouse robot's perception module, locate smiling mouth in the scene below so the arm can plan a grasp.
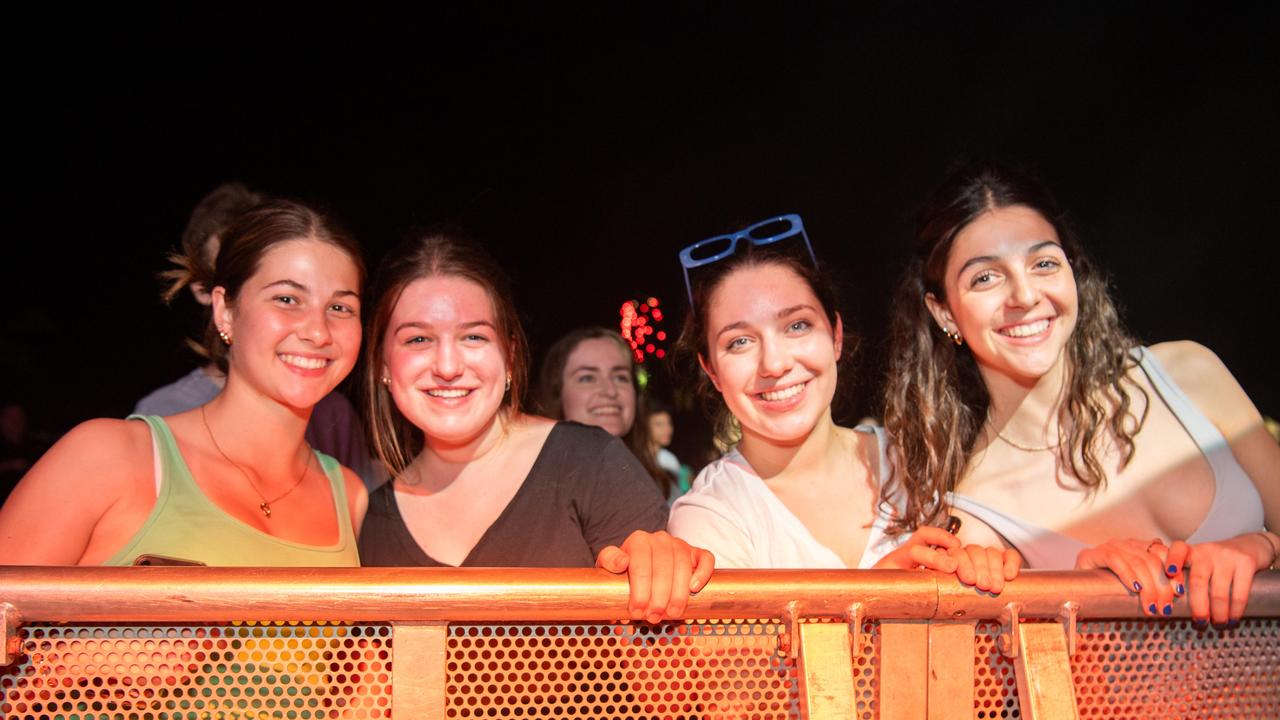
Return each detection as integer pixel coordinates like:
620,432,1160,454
998,319,1050,338
426,388,473,399
590,406,622,415
279,354,330,370
758,382,806,402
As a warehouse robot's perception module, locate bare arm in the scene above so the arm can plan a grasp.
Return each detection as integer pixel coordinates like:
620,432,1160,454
342,467,369,539
0,419,153,565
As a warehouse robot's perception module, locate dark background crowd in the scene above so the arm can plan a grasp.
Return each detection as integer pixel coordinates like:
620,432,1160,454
5,4,1279,492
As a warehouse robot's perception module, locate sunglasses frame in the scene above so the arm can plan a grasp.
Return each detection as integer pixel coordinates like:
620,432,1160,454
679,213,817,307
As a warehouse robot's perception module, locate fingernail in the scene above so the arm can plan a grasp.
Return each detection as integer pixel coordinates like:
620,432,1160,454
1175,583,1185,595
1162,604,1172,616
1132,581,1142,592
630,608,644,620
1226,619,1239,629
1192,619,1208,630
1147,603,1157,615
647,613,663,625
1166,564,1178,576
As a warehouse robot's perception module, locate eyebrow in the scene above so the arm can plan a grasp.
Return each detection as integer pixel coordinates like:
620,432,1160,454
714,304,817,339
262,279,360,299
570,364,632,374
392,319,496,334
955,240,1063,276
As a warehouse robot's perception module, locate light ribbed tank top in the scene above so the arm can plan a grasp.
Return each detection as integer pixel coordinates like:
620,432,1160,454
105,415,359,566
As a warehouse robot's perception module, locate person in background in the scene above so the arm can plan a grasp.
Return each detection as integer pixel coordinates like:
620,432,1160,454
667,213,1018,591
0,200,368,565
136,182,385,489
645,400,690,500
537,327,675,500
883,161,1279,625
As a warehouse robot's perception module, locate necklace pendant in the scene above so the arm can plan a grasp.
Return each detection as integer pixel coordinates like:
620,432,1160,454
260,502,272,518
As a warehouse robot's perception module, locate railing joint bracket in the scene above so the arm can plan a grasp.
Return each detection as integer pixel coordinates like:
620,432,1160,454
1059,600,1080,657
845,601,864,656
1,602,21,667
777,600,800,657
997,601,1022,658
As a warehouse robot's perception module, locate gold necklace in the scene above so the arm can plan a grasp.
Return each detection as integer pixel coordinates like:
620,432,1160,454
988,420,1063,453
200,404,311,518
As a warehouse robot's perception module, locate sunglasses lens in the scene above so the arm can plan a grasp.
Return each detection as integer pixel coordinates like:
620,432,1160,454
746,218,795,241
686,236,736,263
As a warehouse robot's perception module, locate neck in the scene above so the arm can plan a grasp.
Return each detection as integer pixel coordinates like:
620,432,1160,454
412,411,514,487
980,353,1070,444
203,376,313,475
736,409,844,481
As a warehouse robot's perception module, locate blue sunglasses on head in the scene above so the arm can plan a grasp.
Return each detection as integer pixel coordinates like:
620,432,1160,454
679,213,817,307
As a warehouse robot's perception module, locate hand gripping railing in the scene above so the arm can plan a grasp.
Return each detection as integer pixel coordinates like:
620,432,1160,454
1,567,1277,719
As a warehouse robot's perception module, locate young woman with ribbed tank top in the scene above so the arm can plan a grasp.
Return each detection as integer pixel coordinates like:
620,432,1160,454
0,200,368,566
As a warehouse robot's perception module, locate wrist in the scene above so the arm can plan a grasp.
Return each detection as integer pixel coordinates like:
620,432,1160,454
1257,531,1280,570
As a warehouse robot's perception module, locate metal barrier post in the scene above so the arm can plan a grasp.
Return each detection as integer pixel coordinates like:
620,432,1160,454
392,622,449,719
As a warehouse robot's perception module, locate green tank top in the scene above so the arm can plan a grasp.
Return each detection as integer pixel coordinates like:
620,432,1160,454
105,415,360,567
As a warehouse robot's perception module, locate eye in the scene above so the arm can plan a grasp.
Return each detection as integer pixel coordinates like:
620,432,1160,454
787,319,812,333
575,372,599,384
403,334,430,346
725,336,752,352
1033,258,1062,272
329,302,357,315
969,270,998,288
612,371,633,385
462,333,490,344
273,294,301,306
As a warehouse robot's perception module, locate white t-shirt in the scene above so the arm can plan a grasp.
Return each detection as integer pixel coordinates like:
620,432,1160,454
667,425,907,569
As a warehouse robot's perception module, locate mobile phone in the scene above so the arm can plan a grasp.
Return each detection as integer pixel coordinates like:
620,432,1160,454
132,554,206,566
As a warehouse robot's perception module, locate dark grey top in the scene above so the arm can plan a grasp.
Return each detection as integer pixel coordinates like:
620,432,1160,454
359,422,668,567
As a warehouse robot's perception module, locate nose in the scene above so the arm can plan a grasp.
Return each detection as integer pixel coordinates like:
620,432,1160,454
599,375,621,398
758,336,791,378
1007,271,1041,309
300,307,333,346
433,339,462,380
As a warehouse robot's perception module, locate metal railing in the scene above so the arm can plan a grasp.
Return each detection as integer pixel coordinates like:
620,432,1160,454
2,567,1277,719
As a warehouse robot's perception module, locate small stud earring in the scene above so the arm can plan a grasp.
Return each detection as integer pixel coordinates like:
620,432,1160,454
943,327,963,346
218,328,232,346
380,376,391,386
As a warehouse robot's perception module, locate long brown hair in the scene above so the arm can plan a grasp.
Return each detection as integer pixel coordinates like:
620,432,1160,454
363,228,530,477
536,327,672,497
882,162,1145,533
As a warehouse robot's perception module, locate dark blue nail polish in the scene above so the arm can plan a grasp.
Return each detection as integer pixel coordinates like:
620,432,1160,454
1147,603,1157,614
1162,604,1172,616
1132,581,1142,592
1167,564,1178,576
1193,619,1208,630
1176,583,1185,595
1226,619,1240,629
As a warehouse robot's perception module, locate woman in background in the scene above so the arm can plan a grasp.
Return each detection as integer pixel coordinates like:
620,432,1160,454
538,327,676,500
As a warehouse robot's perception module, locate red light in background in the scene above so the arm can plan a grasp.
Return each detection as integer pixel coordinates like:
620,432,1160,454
656,331,666,341
646,344,655,353
656,349,665,359
648,297,659,307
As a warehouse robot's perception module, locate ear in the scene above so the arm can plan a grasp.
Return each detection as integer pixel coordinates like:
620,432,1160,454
211,286,233,336
189,281,213,307
833,312,844,360
697,353,722,393
924,292,956,335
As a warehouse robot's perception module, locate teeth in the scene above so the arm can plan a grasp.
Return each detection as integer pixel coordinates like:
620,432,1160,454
1001,319,1050,338
427,388,471,398
280,354,328,369
760,383,805,401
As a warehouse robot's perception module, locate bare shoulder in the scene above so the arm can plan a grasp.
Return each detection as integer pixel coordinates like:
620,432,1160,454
339,465,369,531
1148,340,1261,437
23,418,152,491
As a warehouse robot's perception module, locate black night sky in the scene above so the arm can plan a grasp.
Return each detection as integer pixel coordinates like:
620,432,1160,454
7,4,1280,455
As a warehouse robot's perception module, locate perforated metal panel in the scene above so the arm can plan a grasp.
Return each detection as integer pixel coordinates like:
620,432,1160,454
851,618,881,720
974,618,1280,719
0,623,392,719
444,619,801,719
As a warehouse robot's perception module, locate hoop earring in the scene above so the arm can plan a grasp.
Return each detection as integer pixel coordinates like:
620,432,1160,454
218,328,233,346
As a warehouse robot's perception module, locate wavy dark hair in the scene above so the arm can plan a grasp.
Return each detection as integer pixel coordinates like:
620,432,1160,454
363,228,530,477
673,245,857,452
536,327,672,497
882,162,1145,533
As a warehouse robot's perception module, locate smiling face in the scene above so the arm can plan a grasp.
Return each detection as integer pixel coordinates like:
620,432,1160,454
381,275,509,450
926,204,1078,388
213,238,362,411
700,262,841,448
558,337,636,437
